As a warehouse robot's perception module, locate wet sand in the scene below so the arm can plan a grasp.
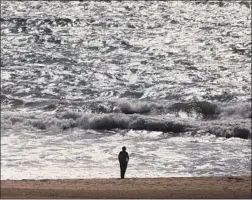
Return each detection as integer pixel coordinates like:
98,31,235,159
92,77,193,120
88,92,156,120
1,176,251,199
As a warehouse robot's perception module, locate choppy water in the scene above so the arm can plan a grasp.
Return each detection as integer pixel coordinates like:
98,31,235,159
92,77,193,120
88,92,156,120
1,1,251,180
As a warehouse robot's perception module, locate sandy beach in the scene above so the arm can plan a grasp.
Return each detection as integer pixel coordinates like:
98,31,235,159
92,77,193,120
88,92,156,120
1,176,251,199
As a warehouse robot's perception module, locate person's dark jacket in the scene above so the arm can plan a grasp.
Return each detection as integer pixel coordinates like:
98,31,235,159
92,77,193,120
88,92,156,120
118,151,129,164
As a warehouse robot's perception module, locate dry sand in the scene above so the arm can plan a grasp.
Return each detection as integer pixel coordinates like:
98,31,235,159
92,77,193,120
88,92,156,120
1,176,251,199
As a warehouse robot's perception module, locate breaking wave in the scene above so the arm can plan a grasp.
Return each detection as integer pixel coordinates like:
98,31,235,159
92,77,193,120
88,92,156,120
3,97,250,119
2,109,251,139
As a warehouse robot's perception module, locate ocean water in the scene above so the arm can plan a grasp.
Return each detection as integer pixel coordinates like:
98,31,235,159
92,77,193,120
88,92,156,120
1,1,251,180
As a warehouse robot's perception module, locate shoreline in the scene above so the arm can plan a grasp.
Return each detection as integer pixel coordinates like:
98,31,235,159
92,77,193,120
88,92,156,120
1,176,251,199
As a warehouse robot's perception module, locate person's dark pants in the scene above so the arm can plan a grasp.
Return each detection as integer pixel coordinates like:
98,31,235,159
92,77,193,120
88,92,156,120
120,162,127,179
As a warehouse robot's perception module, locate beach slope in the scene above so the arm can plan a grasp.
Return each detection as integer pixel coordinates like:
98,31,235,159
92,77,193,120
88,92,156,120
1,176,251,199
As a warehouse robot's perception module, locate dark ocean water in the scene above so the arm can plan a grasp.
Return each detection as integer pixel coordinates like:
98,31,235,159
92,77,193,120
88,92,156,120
1,1,251,179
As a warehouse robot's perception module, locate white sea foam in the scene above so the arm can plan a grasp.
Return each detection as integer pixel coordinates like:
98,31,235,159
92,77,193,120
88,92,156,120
1,129,251,180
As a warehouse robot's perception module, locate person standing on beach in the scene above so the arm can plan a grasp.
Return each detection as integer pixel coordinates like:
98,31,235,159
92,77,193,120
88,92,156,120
118,146,129,179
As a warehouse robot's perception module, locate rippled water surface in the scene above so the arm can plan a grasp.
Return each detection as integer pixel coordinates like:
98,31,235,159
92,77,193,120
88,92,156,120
1,1,251,179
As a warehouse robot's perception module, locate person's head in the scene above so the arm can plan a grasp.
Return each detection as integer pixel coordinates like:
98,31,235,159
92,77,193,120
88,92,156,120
122,146,126,151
